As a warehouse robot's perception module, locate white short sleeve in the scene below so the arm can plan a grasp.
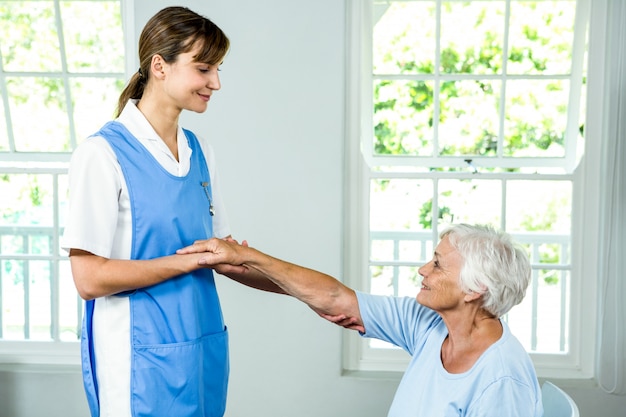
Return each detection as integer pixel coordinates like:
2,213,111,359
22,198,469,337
61,137,125,258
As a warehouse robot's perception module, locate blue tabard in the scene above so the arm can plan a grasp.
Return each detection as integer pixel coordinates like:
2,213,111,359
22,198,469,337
80,121,229,417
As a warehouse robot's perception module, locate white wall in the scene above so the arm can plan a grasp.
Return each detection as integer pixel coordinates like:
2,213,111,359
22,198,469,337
1,1,625,416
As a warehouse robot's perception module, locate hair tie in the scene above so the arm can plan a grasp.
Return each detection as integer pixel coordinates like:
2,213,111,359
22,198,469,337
138,67,144,78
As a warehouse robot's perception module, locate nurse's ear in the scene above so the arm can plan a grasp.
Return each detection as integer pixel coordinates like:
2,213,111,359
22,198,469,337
150,54,167,80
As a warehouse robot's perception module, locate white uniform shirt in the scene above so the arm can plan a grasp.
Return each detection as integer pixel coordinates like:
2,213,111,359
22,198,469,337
61,100,231,417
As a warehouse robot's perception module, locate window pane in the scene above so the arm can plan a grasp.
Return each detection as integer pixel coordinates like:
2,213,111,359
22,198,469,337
373,1,436,75
535,269,569,352
370,179,434,231
0,84,8,152
504,79,569,157
508,1,576,75
59,259,80,341
0,1,61,72
1,259,25,339
370,265,395,296
508,268,570,353
29,260,52,340
373,80,435,156
371,238,433,266
370,265,422,297
397,266,421,297
505,180,572,234
438,179,502,227
6,77,70,152
58,173,69,229
0,173,56,228
70,77,123,143
60,1,124,73
440,1,505,75
438,80,501,156
505,283,534,350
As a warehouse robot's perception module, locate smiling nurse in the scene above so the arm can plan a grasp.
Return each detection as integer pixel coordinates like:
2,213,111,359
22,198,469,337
61,6,283,417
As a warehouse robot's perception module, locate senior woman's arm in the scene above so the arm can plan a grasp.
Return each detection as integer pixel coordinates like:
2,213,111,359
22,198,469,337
177,238,364,332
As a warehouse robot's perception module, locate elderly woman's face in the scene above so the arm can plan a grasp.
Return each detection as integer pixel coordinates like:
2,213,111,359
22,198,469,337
417,236,466,312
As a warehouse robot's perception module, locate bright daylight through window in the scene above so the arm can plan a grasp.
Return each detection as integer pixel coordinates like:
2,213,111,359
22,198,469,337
345,0,589,377
0,0,124,364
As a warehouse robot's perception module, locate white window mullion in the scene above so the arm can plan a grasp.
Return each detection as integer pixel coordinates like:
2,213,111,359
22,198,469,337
52,0,78,150
0,47,15,153
432,0,442,158
500,178,507,230
498,0,512,159
565,0,591,172
22,236,30,340
50,172,61,341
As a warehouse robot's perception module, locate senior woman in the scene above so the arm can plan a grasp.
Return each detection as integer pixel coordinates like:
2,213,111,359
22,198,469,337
178,224,543,416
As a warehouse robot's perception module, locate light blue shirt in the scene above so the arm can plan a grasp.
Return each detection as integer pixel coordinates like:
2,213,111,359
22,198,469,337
356,292,543,417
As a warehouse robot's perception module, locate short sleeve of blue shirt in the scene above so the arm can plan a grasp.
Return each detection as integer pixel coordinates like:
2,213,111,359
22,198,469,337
356,291,441,353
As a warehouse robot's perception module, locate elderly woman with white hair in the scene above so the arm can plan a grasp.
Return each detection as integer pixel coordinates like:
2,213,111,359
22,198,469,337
178,223,543,416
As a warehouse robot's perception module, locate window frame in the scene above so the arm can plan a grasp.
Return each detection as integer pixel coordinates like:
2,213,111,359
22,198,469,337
342,0,597,380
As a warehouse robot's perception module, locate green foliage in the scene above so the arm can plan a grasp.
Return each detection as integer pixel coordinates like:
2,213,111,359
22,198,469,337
373,1,576,159
418,198,452,229
0,3,57,69
1,1,125,153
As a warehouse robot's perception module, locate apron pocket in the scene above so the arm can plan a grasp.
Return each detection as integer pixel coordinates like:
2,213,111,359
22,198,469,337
131,327,229,417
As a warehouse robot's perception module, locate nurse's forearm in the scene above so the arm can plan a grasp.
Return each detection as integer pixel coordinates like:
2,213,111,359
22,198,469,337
68,248,206,300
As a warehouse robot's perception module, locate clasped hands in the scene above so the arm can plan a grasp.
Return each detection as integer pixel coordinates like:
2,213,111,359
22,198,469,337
177,236,249,276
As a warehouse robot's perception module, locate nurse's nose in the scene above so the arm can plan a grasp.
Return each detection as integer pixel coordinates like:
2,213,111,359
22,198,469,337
208,72,221,91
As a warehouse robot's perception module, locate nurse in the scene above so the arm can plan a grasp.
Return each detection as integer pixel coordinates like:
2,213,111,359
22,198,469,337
62,6,282,417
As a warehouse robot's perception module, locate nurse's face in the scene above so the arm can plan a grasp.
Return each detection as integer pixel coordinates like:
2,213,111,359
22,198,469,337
161,45,222,114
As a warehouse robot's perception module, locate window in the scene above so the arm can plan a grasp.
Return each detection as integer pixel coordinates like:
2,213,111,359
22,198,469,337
344,0,593,379
0,0,125,365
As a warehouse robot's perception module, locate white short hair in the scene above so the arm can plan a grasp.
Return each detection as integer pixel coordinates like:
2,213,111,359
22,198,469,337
440,224,531,318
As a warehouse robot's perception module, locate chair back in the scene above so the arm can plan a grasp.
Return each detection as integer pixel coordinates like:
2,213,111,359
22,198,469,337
542,381,580,417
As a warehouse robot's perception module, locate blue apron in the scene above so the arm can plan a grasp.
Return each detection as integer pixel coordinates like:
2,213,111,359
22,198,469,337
81,121,229,417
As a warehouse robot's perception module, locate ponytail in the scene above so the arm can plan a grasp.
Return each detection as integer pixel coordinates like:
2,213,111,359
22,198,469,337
115,70,146,118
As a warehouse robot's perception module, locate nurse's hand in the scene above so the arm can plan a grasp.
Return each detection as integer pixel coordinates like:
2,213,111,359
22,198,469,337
177,237,244,269
179,238,286,294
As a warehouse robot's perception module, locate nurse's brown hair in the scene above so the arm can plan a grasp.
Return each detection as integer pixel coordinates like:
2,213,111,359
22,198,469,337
115,6,230,117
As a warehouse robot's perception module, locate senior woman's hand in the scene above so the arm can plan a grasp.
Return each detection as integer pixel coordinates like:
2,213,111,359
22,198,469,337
315,311,365,332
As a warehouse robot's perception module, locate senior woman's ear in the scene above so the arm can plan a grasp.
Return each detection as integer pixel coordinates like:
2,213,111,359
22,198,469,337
463,290,483,303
